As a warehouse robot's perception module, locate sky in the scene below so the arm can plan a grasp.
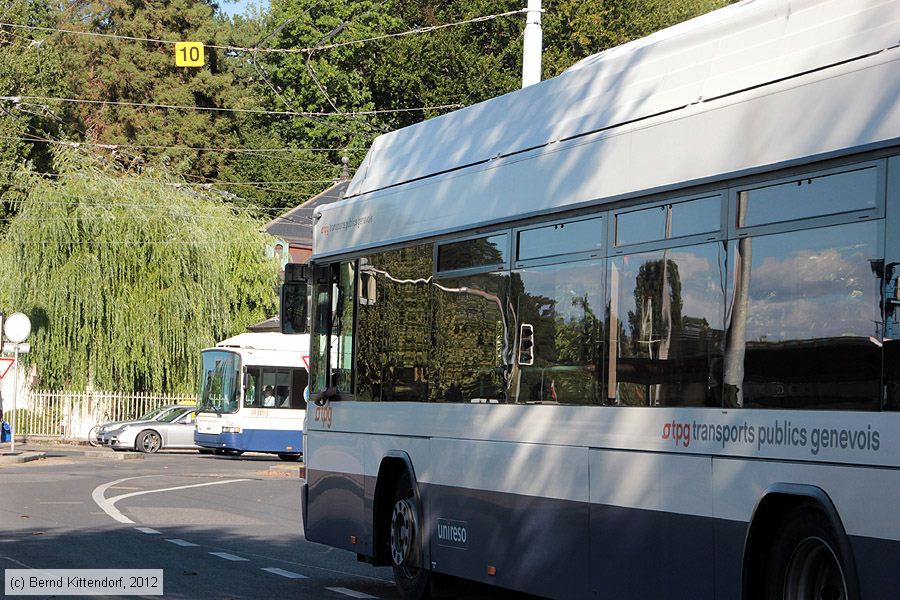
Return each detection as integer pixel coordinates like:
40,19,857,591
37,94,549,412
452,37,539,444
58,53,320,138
218,0,269,17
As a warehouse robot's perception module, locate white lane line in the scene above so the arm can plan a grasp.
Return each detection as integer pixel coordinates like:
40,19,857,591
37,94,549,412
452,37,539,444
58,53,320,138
209,552,248,562
92,476,251,524
1,556,35,568
135,527,161,534
326,588,377,599
261,567,308,579
166,539,199,547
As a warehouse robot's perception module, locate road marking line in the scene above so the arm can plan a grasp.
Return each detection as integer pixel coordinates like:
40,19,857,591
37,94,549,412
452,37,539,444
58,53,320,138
209,552,248,562
1,556,35,568
166,539,199,547
326,588,378,599
92,476,251,524
135,527,161,534
261,567,308,579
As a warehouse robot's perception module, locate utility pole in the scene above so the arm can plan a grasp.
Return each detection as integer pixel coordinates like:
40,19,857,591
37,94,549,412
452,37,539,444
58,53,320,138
521,0,542,88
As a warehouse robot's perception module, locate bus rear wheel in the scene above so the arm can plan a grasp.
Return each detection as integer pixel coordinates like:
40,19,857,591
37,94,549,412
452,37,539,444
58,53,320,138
765,504,852,600
390,471,431,600
277,453,301,462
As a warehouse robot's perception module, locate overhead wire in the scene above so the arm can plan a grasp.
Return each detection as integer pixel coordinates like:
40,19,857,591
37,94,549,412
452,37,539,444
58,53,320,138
0,95,463,118
0,9,526,54
0,134,365,154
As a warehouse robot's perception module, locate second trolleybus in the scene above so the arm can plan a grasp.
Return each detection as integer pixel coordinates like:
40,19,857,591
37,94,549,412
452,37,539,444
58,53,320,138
194,331,309,460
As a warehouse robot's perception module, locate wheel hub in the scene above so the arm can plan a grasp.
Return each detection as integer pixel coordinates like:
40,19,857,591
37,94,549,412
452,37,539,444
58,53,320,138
784,536,847,600
390,498,417,567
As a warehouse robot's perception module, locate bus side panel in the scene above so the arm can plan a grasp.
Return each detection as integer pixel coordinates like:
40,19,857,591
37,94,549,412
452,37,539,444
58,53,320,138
589,450,714,600
304,430,368,554
712,457,900,600
424,439,591,600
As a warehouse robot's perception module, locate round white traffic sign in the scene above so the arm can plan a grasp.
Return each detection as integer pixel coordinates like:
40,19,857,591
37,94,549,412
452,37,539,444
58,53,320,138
4,312,31,343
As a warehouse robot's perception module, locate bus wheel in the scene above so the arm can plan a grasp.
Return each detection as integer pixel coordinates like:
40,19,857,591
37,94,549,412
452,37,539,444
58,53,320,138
137,430,161,454
391,472,430,600
197,448,214,455
765,504,851,600
277,453,301,462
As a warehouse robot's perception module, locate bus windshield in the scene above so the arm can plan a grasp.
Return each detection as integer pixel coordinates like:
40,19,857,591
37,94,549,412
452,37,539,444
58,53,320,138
199,350,241,414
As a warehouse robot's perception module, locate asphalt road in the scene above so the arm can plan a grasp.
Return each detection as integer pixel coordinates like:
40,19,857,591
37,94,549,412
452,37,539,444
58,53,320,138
0,447,397,599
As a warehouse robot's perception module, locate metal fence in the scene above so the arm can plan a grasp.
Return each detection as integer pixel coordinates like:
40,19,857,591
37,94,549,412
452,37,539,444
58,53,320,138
10,391,196,441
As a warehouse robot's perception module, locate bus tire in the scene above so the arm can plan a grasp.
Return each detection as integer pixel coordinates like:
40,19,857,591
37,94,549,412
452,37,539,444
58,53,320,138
764,503,853,600
277,453,301,461
391,471,431,600
197,448,214,455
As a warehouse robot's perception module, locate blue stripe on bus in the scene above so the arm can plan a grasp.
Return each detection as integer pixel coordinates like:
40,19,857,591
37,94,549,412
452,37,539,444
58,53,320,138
303,469,900,600
194,429,302,453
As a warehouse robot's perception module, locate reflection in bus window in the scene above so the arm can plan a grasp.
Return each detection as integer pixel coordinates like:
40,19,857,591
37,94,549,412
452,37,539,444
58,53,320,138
356,245,434,402
517,217,603,261
724,221,882,409
437,234,508,273
432,272,510,403
608,243,725,406
737,167,878,227
615,196,720,246
511,260,605,404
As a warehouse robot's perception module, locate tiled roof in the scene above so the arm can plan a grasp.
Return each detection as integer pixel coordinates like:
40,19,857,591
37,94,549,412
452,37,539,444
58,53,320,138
264,179,350,245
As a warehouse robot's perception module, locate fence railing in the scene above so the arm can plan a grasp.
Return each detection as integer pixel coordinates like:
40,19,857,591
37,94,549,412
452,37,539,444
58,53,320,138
10,391,196,441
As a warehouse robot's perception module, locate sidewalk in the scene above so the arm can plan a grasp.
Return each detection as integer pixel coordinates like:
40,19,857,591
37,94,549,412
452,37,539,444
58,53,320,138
0,440,143,463
0,440,46,464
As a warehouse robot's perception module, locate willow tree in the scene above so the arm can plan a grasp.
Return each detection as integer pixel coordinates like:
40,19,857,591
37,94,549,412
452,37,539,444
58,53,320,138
0,151,280,393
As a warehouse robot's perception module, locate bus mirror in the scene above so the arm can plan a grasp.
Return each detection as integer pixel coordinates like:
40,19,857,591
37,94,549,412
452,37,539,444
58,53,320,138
280,282,309,334
518,323,534,365
285,263,309,283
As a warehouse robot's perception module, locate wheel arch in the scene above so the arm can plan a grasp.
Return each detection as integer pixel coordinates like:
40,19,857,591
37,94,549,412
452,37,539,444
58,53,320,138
372,451,422,567
741,483,860,600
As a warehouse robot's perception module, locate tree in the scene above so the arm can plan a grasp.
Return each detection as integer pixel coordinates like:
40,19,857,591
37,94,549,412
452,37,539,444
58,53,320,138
0,0,70,223
0,149,280,393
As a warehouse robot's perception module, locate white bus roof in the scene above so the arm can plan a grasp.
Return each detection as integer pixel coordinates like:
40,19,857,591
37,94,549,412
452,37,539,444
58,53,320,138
206,332,310,369
314,0,900,258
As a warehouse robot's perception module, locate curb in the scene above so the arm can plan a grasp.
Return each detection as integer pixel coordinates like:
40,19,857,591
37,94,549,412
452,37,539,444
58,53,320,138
0,451,46,464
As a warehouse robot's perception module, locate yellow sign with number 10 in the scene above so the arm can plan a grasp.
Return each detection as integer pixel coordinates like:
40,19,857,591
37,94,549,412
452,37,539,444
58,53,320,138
175,42,204,67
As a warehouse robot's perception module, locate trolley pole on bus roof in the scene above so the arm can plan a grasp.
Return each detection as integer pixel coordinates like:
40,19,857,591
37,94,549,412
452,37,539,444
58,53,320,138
522,0,542,88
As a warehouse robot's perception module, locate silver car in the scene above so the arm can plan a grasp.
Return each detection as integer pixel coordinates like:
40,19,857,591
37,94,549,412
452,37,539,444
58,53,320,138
98,405,199,453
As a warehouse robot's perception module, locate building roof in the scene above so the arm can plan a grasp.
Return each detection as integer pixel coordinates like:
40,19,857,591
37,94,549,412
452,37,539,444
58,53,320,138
264,179,350,246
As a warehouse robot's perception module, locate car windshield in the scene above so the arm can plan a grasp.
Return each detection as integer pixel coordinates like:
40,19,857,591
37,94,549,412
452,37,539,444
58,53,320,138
156,407,189,423
199,350,241,414
137,406,169,421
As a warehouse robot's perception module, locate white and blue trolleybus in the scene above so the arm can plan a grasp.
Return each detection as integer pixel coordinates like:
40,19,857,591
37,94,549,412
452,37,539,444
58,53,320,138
194,332,309,460
281,0,900,598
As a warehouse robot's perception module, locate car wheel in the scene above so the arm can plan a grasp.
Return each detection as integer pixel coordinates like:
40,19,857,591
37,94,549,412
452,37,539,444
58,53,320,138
137,430,162,454
277,453,301,462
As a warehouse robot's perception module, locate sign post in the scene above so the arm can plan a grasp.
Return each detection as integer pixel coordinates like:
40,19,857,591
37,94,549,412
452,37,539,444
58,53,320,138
4,313,31,454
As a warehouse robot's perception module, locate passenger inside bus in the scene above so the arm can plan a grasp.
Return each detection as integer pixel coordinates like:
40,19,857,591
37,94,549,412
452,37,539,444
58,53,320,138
277,386,291,408
263,385,276,406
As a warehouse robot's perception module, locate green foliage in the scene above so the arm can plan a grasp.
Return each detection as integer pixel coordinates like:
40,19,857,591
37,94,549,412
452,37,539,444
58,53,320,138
0,0,69,222
0,149,279,393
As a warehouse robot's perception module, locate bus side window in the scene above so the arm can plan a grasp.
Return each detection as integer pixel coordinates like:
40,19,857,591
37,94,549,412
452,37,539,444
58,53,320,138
244,368,260,408
276,385,290,407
